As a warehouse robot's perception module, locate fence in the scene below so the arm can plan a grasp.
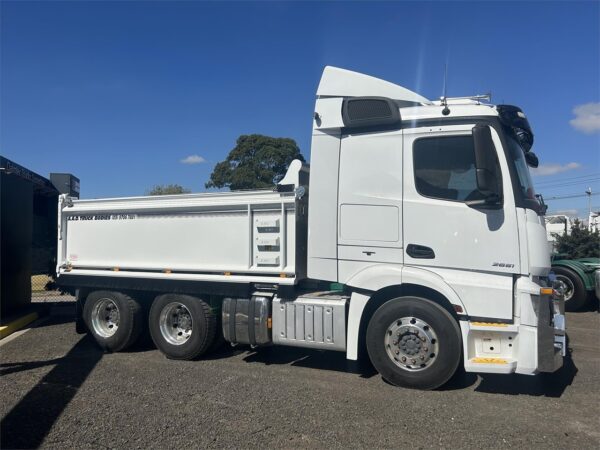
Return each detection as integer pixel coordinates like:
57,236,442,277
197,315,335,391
31,274,74,303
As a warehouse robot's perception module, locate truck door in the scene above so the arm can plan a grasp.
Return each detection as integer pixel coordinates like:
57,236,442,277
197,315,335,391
337,130,403,269
402,124,520,276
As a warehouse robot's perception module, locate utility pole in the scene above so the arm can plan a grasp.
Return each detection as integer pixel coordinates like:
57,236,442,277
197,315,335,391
586,187,592,217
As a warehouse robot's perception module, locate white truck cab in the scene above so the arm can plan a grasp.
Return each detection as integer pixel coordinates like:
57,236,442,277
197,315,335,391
57,67,565,390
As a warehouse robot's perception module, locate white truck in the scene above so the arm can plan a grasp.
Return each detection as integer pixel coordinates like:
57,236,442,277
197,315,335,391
57,67,565,390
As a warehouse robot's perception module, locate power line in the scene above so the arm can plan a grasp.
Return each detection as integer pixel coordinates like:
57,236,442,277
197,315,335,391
545,192,600,201
537,179,600,190
534,172,600,185
536,176,600,188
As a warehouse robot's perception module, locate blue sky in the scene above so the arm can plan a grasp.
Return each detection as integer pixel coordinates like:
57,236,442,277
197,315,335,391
1,1,599,217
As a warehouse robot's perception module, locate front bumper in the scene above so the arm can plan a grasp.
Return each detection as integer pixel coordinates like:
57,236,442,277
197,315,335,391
461,277,566,375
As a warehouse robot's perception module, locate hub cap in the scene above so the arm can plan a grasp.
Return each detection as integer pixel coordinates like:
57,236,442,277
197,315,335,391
384,317,439,371
555,275,574,302
159,302,193,345
91,298,120,338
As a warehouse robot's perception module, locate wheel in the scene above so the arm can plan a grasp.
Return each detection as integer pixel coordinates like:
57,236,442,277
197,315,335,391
553,266,588,312
149,294,216,360
366,296,461,390
83,290,143,352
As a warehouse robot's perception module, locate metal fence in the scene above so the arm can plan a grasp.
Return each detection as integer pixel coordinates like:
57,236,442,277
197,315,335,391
31,275,74,303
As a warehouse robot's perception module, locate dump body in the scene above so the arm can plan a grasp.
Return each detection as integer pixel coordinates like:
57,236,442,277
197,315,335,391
57,187,306,286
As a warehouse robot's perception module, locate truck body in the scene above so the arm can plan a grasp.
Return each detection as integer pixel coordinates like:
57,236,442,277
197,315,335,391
57,67,565,390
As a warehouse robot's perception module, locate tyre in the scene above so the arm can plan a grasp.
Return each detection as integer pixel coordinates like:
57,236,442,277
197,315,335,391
553,266,588,312
83,290,144,352
149,294,216,360
366,296,461,390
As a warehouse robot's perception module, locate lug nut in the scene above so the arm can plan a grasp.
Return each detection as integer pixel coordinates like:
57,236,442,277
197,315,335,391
395,350,400,355
401,357,406,362
420,356,425,360
411,359,416,364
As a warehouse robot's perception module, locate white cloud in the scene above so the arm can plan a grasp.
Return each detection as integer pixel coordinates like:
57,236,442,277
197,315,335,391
180,154,205,165
532,162,581,176
569,102,600,134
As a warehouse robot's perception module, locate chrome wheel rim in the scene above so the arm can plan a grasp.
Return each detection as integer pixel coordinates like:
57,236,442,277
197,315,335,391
91,298,120,338
384,317,439,371
159,302,193,346
555,275,574,302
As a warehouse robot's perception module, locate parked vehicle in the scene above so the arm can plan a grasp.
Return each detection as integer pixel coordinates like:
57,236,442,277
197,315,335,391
552,257,600,311
56,66,565,390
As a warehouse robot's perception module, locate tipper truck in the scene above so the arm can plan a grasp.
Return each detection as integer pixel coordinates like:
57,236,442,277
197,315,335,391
57,67,565,390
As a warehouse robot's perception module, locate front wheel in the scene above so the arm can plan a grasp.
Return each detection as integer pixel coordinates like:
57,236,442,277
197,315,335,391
366,296,461,390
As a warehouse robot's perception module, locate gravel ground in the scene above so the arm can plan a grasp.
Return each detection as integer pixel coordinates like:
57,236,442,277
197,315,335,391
1,303,599,449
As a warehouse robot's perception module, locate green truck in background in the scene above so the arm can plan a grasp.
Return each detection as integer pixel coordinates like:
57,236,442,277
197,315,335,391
551,257,600,311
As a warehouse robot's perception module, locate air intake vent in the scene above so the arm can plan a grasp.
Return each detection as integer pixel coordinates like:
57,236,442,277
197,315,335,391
342,96,401,130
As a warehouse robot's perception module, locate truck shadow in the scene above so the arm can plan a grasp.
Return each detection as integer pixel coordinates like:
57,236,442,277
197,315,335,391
237,346,378,378
0,334,103,449
475,352,577,397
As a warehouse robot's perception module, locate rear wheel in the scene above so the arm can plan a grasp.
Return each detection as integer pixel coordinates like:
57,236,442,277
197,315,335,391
366,296,461,390
553,266,588,311
149,294,216,360
83,290,143,352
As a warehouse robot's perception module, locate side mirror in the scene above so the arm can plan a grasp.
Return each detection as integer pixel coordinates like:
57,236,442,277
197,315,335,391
472,125,501,203
525,151,539,168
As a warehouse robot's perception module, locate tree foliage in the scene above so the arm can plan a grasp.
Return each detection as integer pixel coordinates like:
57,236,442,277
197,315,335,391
205,134,304,190
554,219,600,259
146,184,191,196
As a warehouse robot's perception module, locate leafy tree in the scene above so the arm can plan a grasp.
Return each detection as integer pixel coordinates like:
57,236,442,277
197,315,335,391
146,184,191,195
206,134,304,190
553,219,600,259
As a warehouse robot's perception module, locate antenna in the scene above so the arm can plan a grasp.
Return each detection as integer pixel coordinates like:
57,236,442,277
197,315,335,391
441,64,450,116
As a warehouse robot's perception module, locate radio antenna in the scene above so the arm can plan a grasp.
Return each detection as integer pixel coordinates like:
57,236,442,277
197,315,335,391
441,63,450,115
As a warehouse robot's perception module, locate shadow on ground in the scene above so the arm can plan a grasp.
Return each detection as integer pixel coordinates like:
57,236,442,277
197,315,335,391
1,334,103,449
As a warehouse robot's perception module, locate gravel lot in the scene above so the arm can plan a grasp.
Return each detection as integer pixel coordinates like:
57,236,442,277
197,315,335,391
1,303,599,449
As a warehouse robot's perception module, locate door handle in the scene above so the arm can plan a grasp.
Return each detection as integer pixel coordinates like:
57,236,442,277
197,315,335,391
406,244,435,259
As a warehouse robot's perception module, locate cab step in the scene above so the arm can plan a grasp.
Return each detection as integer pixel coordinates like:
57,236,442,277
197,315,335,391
465,357,517,374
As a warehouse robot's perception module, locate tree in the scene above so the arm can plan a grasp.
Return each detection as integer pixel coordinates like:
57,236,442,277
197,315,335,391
206,134,304,190
554,219,600,259
146,184,191,195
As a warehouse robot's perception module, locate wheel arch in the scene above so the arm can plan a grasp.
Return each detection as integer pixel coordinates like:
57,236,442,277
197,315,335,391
345,265,467,361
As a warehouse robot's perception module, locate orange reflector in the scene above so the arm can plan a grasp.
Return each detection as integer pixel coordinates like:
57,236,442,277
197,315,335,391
164,269,172,274
471,322,508,327
224,272,231,276
113,267,119,272
267,317,272,329
280,273,287,278
540,287,553,296
471,357,508,364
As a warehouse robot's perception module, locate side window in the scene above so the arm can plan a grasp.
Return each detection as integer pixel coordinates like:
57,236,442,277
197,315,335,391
413,135,483,202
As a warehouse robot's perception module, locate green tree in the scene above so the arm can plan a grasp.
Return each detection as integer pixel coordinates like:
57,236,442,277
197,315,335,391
206,134,304,190
554,219,600,259
146,184,191,195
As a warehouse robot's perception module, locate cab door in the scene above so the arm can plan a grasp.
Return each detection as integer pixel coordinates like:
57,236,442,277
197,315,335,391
402,124,520,276
337,130,404,267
